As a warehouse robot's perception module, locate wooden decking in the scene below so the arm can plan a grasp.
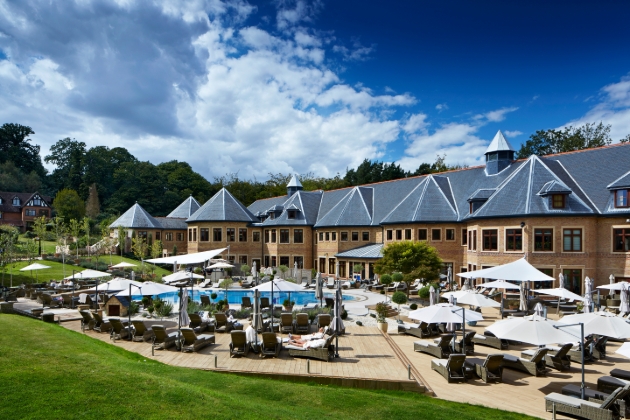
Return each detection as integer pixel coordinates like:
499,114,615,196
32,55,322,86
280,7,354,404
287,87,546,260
62,321,422,393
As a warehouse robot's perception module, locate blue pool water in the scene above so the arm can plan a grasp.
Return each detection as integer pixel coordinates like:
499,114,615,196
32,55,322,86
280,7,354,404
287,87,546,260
155,290,355,306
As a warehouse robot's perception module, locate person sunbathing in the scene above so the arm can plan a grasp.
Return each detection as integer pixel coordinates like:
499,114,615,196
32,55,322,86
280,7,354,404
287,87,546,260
288,327,326,344
287,337,327,349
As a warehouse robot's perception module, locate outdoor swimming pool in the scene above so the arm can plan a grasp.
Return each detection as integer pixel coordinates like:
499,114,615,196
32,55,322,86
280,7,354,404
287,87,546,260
158,290,355,306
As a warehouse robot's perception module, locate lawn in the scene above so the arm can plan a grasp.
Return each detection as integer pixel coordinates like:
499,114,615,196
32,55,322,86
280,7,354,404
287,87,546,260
1,255,172,286
0,315,536,420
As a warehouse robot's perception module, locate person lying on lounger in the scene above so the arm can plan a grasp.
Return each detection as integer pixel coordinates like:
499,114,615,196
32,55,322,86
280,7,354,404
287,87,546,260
287,337,327,349
288,327,327,344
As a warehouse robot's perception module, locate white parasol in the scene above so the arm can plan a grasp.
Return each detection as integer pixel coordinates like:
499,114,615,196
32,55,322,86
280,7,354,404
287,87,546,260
110,262,137,269
115,281,177,296
487,314,576,346
65,269,112,280
456,291,501,308
559,311,630,339
163,271,205,284
457,258,555,281
477,279,520,290
179,288,190,328
20,263,51,282
583,277,593,313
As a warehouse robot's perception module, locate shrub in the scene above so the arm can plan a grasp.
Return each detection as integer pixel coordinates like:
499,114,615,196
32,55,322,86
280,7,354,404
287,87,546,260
341,309,348,320
128,301,140,315
210,293,218,300
380,290,385,295
392,291,407,306
157,301,173,317
380,274,393,286
409,303,418,310
233,308,251,319
392,272,404,283
355,320,363,326
375,302,389,323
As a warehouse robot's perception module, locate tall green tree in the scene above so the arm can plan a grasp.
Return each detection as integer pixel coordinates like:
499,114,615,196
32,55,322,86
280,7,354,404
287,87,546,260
0,123,46,178
52,189,85,221
0,161,42,192
374,241,443,297
516,122,613,158
44,138,87,193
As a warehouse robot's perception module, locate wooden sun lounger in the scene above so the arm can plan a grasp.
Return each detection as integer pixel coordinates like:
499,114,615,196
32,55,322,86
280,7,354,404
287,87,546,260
545,384,630,420
131,320,155,342
260,332,281,358
431,354,467,383
109,318,131,341
152,325,179,352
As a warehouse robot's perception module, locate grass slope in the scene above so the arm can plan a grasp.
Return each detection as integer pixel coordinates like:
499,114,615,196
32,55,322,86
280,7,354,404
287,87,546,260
0,315,536,420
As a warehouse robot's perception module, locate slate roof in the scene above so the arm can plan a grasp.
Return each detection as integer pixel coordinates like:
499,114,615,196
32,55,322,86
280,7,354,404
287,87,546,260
187,188,257,223
256,190,323,226
287,174,303,188
315,187,374,227
381,176,457,224
0,191,52,214
335,243,384,259
607,170,630,190
468,188,496,201
109,203,162,229
167,196,201,218
538,180,572,195
155,217,187,230
485,130,515,154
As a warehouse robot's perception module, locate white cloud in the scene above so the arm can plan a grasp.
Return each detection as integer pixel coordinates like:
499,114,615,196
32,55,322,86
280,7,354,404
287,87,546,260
504,130,523,138
435,103,448,112
475,107,518,122
566,74,630,141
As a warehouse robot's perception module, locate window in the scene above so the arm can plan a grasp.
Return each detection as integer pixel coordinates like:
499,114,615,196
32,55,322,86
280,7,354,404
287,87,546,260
200,228,209,242
405,229,412,240
138,231,148,240
352,231,359,241
482,229,498,251
532,268,554,290
226,228,235,242
253,231,261,242
468,230,477,250
12,197,20,206
505,228,523,251
25,209,36,216
445,229,455,241
615,190,629,208
294,229,303,244
239,228,247,242
563,268,582,295
341,232,348,241
319,232,324,242
293,256,303,268
396,230,402,240
552,194,565,209
264,229,270,243
39,209,48,217
271,229,277,243
280,229,290,243
462,229,467,246
155,232,161,241
325,232,330,241
176,233,183,241
328,258,336,274
239,255,247,264
287,210,296,219
33,198,41,206
264,256,270,267
534,228,553,251
332,232,337,241
165,232,173,241
213,228,222,242
269,212,275,220
431,229,441,241
271,256,277,266
418,229,427,241
563,228,582,252
280,256,290,266
614,229,630,252
362,231,369,241
386,230,393,241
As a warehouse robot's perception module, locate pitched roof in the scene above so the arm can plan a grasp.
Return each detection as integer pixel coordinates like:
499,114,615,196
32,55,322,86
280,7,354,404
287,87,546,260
607,170,630,190
109,203,162,229
381,176,457,224
154,217,187,230
259,190,323,226
167,196,201,218
287,174,303,188
187,188,257,223
538,180,572,195
0,191,52,214
485,130,515,154
315,187,374,227
335,243,383,259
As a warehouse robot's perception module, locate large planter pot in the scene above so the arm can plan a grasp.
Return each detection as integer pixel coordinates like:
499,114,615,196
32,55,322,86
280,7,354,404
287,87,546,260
284,306,294,312
377,321,388,333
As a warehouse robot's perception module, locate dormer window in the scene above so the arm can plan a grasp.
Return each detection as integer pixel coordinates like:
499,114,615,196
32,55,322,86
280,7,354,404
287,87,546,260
552,194,565,209
269,212,275,220
33,198,42,206
0,197,3,204
615,190,629,208
12,197,20,206
287,210,296,219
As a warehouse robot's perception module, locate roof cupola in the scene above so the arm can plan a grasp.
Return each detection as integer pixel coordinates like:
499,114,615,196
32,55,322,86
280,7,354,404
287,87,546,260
485,130,515,175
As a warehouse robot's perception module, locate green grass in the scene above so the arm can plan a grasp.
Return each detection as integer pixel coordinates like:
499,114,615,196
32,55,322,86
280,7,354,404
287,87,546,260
0,315,536,420
1,256,172,286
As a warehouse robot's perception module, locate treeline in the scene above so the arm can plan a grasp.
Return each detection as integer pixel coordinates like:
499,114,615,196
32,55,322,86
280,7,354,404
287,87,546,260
1,121,628,223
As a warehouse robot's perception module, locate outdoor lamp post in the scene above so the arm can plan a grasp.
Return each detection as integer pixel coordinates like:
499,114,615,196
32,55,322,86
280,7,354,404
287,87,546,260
71,270,76,309
554,322,585,400
451,300,466,355
127,284,142,341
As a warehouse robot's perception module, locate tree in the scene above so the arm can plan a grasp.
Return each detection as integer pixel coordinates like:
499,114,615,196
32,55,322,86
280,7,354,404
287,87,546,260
50,216,69,277
0,123,46,178
374,241,443,297
101,225,114,265
132,236,149,275
85,183,100,218
82,217,91,257
516,122,612,158
68,219,81,259
32,216,49,249
44,138,86,193
0,161,42,192
0,225,19,286
380,274,393,302
150,240,163,276
391,291,408,315
278,264,289,278
620,134,630,144
352,263,364,279
117,225,126,258
52,189,85,221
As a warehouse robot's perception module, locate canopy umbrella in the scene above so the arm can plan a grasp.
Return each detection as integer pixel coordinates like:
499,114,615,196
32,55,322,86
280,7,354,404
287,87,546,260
64,269,112,280
252,279,304,292
611,274,616,284
163,271,204,284
446,295,456,332
429,286,436,306
519,282,527,312
559,273,566,289
250,289,261,348
615,342,630,359
620,284,630,315
332,282,343,357
477,279,520,290
533,302,544,317
20,263,51,283
207,262,234,270
146,248,226,265
487,314,576,346
447,266,453,290
315,272,323,307
534,287,586,314
293,261,298,278
583,277,594,313
597,281,630,292
408,303,483,324
179,287,190,329
558,311,630,339
461,278,470,291
440,290,469,300
110,262,137,269
251,261,257,284
457,257,555,281
455,291,501,308
115,281,177,297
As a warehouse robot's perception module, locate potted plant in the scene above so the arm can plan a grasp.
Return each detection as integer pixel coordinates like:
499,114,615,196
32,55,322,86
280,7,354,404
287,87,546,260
147,305,154,318
282,298,295,311
375,302,389,333
506,299,519,310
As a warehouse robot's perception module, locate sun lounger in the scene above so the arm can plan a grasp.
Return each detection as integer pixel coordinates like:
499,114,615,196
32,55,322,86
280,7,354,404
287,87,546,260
465,354,504,383
294,313,310,334
287,335,334,362
214,313,233,333
414,335,452,359
325,277,335,289
317,314,331,329
611,369,630,382
502,348,548,376
92,312,112,333
260,332,281,358
79,310,95,331
180,327,215,352
302,302,318,310
40,293,62,308
229,331,250,357
545,384,630,420
131,320,155,342
522,343,572,371
598,376,630,394
260,297,270,310
563,384,629,418
431,354,468,383
280,313,294,334
550,338,594,364
200,295,211,306
594,336,609,360
152,325,179,352
451,331,475,355
189,313,212,333
398,321,432,338
241,297,253,309
241,279,254,288
472,331,508,350
109,318,131,341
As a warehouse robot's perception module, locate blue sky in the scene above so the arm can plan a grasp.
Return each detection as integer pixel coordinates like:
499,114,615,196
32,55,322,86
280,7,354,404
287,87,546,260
1,0,629,179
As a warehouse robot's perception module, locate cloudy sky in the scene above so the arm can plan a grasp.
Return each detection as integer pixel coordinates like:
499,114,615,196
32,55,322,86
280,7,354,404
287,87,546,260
1,0,630,180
